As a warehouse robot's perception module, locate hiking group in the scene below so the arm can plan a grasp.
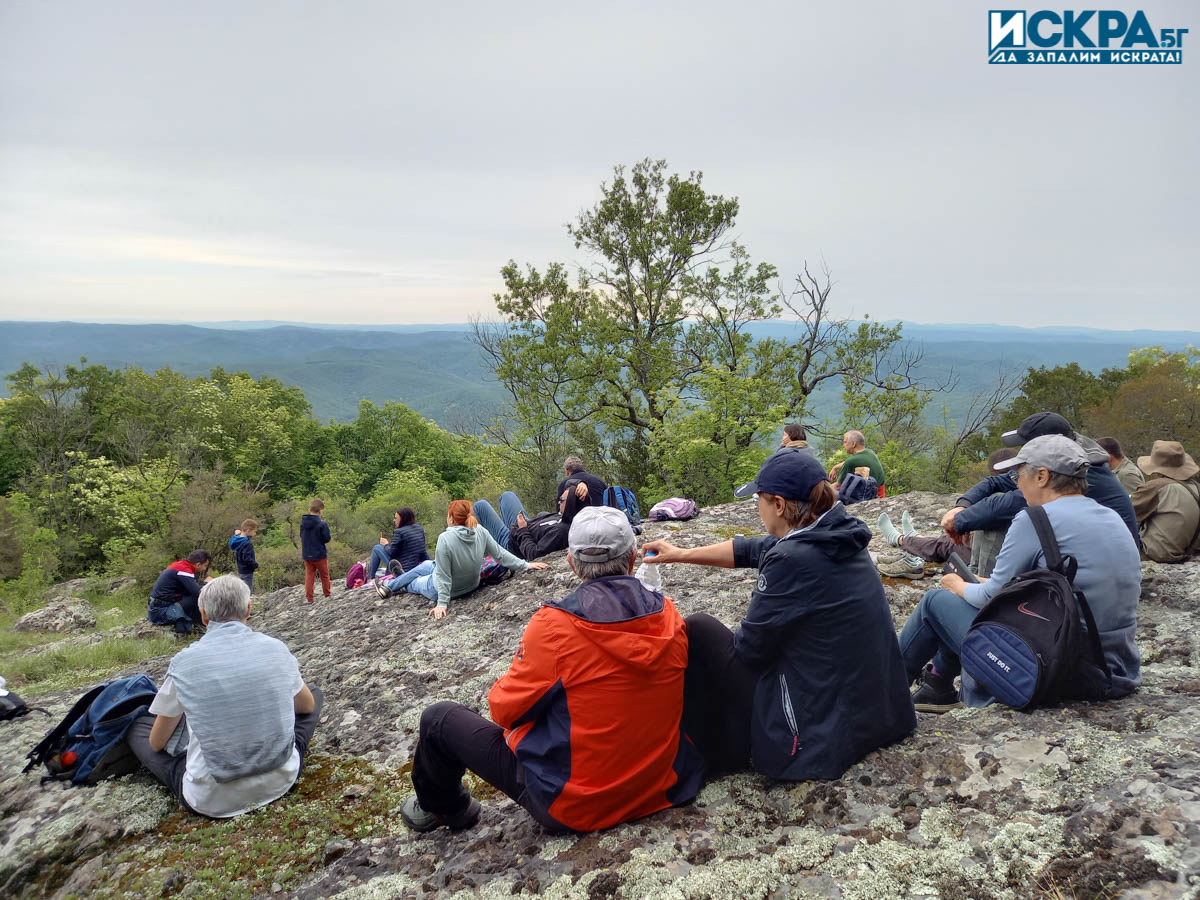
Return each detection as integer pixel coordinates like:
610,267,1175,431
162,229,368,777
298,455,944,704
116,418,1196,832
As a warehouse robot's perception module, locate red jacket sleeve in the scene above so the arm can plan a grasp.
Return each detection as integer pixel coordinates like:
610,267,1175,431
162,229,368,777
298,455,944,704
488,609,560,730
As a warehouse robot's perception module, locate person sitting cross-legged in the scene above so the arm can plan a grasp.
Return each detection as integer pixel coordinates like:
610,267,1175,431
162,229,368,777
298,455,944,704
126,575,324,817
399,506,703,834
900,435,1141,713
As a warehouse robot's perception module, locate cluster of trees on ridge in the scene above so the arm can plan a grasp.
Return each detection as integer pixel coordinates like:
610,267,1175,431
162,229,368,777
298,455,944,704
1,160,1197,610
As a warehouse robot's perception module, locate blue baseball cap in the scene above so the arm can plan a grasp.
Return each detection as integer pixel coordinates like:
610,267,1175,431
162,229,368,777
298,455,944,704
734,448,828,500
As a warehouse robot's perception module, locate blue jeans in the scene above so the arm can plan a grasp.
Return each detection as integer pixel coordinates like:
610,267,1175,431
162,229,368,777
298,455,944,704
472,492,527,549
385,559,437,601
238,573,254,593
367,545,392,578
897,588,981,682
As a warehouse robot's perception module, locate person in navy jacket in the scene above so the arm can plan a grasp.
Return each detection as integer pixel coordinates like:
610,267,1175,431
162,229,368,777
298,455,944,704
642,449,915,780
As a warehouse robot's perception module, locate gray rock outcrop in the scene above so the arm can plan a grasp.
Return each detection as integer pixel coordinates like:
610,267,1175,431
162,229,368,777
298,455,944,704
11,598,97,634
2,492,1198,898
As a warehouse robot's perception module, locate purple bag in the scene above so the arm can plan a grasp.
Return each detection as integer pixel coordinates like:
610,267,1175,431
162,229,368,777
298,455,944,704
346,561,366,589
647,498,698,521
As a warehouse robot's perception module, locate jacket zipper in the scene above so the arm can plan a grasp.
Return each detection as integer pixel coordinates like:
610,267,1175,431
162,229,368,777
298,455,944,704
779,673,800,756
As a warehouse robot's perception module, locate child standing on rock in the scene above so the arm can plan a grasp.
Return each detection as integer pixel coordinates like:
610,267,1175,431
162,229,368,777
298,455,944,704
300,500,332,604
229,519,260,593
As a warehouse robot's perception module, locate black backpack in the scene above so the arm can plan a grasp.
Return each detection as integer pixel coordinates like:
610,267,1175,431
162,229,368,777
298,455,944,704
959,506,1112,710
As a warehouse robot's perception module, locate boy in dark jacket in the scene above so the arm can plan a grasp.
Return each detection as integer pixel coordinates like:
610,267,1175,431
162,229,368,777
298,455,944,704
300,500,331,603
228,519,260,593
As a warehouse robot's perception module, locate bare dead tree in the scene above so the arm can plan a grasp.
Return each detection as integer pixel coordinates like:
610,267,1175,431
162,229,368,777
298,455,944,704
940,368,1023,483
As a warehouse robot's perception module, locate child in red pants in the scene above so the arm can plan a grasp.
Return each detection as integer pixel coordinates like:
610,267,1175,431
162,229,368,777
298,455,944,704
300,499,332,602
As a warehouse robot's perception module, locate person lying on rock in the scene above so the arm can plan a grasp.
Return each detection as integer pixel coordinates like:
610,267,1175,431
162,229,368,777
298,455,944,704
378,499,546,617
939,412,1140,578
147,549,213,634
640,448,916,780
472,484,587,562
400,506,703,834
127,575,324,818
902,435,1141,713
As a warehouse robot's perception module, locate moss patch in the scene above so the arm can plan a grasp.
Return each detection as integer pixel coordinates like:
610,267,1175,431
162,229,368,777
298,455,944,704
85,755,414,899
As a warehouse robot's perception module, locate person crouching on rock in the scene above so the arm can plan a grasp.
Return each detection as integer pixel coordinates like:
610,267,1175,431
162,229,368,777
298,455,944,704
147,549,213,634
379,499,546,619
126,575,324,818
400,506,704,833
640,447,916,780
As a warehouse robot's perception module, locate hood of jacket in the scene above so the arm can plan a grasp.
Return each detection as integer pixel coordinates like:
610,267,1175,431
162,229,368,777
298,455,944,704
167,559,196,575
786,503,872,563
300,514,322,530
549,576,679,670
229,534,249,551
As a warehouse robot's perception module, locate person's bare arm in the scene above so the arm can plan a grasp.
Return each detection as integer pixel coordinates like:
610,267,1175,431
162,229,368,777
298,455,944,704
294,684,315,715
148,714,182,752
640,539,736,568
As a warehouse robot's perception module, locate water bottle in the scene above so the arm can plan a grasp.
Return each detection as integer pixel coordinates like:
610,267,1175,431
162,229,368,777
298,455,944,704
635,551,662,590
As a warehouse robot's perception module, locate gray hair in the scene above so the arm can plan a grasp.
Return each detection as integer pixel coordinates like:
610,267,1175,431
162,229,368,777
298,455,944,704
570,548,636,581
1021,463,1088,496
563,455,584,474
845,430,866,448
198,574,251,623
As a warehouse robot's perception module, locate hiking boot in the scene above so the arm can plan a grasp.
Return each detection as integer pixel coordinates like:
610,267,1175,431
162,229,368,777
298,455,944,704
911,665,963,713
400,794,481,832
877,513,903,547
878,554,925,580
374,576,391,598
388,560,405,577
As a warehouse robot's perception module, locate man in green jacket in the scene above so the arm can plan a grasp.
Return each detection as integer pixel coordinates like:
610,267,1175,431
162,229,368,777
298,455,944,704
829,430,886,496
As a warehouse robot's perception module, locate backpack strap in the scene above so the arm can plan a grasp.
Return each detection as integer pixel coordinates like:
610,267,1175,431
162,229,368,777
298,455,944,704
1074,588,1114,697
1027,505,1077,582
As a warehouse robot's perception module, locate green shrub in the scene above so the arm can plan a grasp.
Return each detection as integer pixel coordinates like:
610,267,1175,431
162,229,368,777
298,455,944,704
254,541,358,593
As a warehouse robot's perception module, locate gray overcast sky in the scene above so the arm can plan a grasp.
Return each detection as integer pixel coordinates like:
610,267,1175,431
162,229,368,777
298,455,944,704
0,0,1195,327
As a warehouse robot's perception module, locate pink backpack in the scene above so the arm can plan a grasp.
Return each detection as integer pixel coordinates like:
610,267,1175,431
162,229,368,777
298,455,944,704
346,561,366,590
647,498,698,521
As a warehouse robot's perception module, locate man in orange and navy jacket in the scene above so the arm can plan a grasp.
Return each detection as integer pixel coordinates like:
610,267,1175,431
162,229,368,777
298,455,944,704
400,506,703,834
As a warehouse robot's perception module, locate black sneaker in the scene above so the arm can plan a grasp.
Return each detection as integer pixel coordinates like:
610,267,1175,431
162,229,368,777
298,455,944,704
911,665,963,713
400,795,481,832
374,576,391,598
388,560,405,577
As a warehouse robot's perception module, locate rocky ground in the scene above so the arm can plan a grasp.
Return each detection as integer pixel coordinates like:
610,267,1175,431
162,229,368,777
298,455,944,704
2,493,1199,898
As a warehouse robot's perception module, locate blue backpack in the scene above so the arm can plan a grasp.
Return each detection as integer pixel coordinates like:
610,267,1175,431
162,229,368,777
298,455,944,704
838,473,878,506
602,486,642,524
24,674,158,785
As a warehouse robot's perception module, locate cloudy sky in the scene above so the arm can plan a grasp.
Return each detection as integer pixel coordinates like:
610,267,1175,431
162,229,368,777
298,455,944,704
0,1,1194,328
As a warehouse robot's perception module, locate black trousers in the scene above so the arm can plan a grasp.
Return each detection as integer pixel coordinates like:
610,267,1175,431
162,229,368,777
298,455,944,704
178,593,203,624
411,700,567,833
682,613,756,774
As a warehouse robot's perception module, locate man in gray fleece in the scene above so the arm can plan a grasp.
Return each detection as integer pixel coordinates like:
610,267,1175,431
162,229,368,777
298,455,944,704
126,575,323,817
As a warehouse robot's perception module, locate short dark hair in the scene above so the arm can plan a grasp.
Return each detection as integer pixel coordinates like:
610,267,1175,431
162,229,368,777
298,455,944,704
395,507,416,528
309,498,324,513
783,423,806,442
1096,436,1123,459
187,549,212,566
986,447,1018,473
563,456,584,474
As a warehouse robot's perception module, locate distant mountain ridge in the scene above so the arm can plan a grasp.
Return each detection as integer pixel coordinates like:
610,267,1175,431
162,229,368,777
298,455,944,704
2,320,1195,427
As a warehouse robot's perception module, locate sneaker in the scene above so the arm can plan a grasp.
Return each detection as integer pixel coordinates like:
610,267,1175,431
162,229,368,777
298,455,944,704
876,550,907,565
400,794,481,833
878,555,925,579
388,560,405,577
901,510,917,537
877,513,903,547
374,576,391,599
911,665,963,713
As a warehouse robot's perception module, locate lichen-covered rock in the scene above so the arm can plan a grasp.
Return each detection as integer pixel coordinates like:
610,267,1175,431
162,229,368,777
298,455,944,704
11,598,97,634
3,494,1199,898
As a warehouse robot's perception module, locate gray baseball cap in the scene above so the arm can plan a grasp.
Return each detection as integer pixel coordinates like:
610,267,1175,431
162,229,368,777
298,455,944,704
568,506,636,563
992,434,1089,478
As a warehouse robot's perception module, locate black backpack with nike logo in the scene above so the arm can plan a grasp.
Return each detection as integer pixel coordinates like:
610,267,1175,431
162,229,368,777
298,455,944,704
960,505,1112,710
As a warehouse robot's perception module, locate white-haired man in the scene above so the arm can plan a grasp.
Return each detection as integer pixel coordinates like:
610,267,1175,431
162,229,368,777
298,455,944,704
126,574,324,817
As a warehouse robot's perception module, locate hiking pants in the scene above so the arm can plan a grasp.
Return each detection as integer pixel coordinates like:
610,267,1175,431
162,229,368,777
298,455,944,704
304,559,331,601
970,528,1007,578
127,685,325,815
411,700,567,833
680,613,755,774
897,588,980,682
899,534,961,564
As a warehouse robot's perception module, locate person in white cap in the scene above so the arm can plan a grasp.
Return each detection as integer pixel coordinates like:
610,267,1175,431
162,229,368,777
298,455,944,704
900,434,1142,712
